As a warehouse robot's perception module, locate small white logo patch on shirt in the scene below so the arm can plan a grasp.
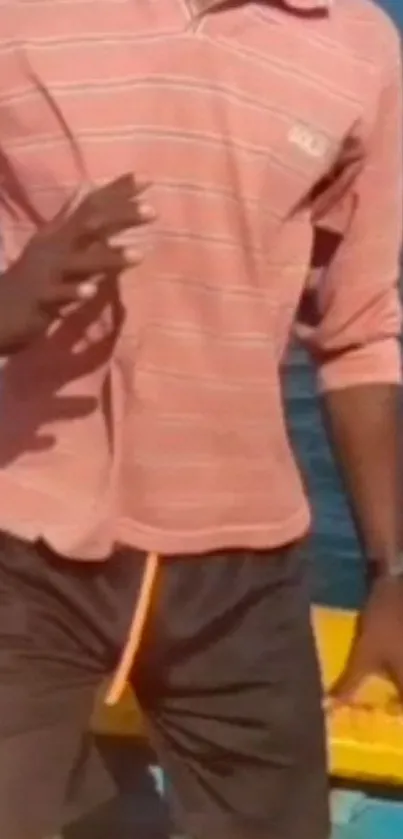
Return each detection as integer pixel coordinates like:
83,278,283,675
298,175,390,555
287,123,329,159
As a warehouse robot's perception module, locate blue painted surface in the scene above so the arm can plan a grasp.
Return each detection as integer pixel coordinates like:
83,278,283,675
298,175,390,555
149,768,403,837
331,791,368,826
378,0,402,27
331,796,403,839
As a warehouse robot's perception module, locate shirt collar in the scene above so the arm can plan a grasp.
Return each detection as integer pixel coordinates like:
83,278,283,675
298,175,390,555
285,0,330,10
192,0,331,15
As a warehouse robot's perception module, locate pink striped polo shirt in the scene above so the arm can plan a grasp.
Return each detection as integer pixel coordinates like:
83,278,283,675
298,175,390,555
0,0,401,559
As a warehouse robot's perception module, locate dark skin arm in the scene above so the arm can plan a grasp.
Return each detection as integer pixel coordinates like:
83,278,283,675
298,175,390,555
0,173,155,356
323,382,403,702
324,383,402,573
299,27,403,703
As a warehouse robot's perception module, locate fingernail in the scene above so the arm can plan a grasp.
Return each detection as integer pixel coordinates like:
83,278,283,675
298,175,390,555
139,203,156,220
78,282,97,299
126,249,143,264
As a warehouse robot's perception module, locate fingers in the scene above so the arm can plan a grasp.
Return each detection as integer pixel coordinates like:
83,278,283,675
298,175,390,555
65,241,142,277
28,173,153,317
86,172,150,203
78,173,149,219
329,668,369,706
70,174,154,238
325,647,373,711
81,199,155,240
41,281,99,307
42,241,143,307
388,658,403,705
51,173,154,243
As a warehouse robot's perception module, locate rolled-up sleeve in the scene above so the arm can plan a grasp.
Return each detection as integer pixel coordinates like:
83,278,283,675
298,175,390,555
307,31,403,392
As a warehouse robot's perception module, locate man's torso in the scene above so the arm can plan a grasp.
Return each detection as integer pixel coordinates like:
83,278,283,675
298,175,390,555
0,0,392,556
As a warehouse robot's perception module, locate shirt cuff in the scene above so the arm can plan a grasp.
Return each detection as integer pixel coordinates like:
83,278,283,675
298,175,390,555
317,337,402,392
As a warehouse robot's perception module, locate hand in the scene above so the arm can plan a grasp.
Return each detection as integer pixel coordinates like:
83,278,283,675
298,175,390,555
327,575,403,708
0,173,155,353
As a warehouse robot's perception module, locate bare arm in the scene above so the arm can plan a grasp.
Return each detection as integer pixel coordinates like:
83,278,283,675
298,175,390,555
300,26,403,577
323,384,402,575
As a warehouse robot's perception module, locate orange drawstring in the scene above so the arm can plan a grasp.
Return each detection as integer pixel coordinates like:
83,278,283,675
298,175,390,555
105,551,159,706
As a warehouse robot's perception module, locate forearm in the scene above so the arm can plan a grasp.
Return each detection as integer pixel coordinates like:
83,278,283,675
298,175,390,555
322,383,403,573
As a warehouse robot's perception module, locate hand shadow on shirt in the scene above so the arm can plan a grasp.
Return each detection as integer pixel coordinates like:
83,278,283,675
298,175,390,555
0,280,125,466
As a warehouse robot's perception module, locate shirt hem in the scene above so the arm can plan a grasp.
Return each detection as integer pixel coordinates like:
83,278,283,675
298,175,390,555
0,477,311,558
117,506,311,556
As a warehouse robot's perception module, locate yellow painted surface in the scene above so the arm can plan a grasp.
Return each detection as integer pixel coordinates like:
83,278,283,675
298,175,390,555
314,606,403,786
92,607,403,785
